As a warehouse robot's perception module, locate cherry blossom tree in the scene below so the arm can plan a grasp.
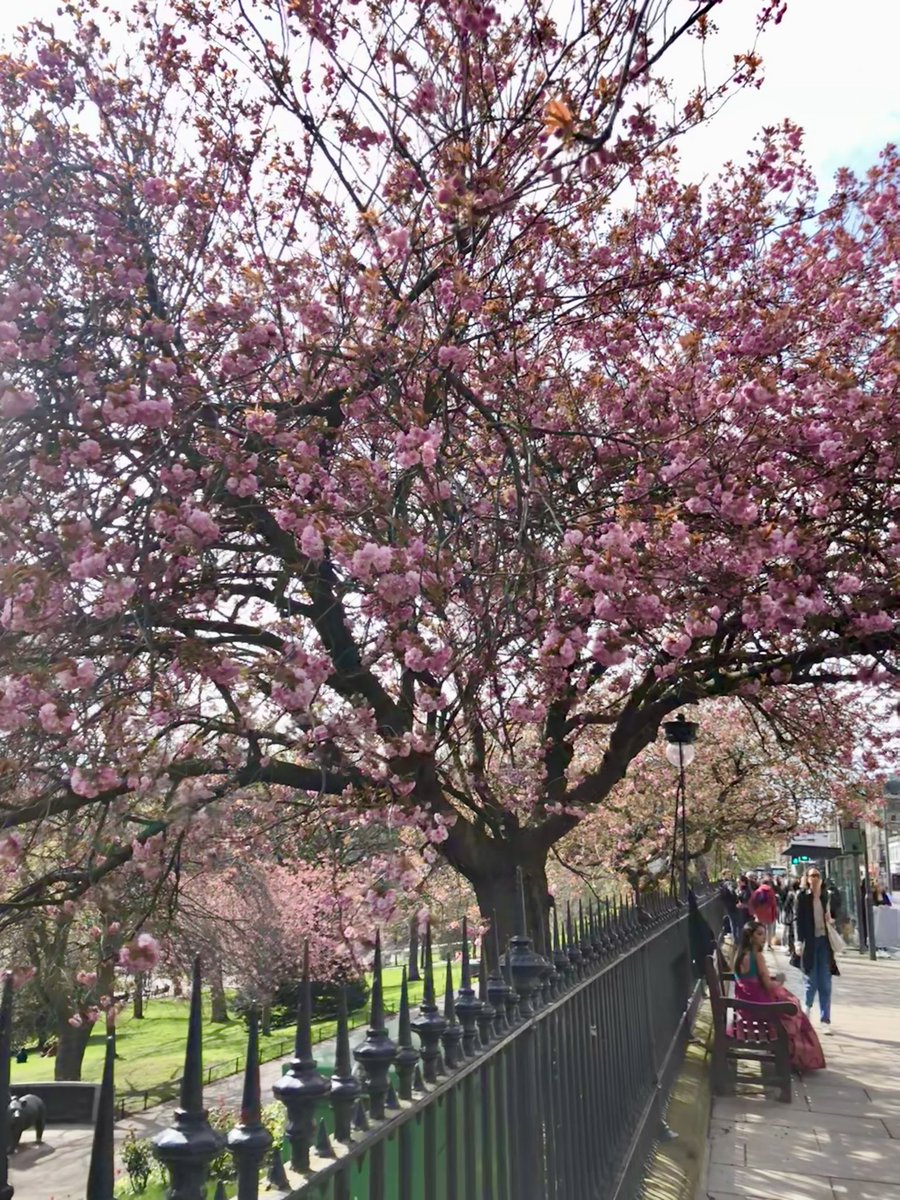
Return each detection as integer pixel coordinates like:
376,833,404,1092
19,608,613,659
0,0,897,948
553,693,886,894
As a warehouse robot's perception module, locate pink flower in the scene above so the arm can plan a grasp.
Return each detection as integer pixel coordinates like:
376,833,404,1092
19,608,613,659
119,932,161,973
0,387,37,418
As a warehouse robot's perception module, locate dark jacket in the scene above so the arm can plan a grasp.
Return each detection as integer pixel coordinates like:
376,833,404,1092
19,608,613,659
782,887,797,926
795,888,840,976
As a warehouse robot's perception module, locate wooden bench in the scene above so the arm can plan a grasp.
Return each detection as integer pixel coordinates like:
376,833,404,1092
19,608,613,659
704,955,794,1103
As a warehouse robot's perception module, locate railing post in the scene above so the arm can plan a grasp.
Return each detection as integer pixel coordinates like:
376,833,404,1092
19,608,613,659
410,923,446,1083
227,1010,272,1200
353,931,397,1120
0,976,14,1200
86,1027,116,1200
272,942,329,1172
152,959,225,1200
393,969,419,1101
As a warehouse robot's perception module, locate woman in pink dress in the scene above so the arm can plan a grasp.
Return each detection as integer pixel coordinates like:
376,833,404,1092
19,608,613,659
732,919,825,1074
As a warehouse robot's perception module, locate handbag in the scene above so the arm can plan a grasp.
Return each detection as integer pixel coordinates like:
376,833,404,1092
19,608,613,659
827,923,846,956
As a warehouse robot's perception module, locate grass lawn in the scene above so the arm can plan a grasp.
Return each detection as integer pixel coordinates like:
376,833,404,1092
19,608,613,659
115,1180,234,1199
13,966,423,1109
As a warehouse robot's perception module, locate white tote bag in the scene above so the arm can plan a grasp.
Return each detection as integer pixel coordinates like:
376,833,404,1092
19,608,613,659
827,923,846,956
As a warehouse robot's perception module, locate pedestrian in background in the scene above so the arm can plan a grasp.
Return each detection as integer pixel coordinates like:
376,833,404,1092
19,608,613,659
796,868,840,1035
735,874,753,937
783,877,800,957
749,875,778,950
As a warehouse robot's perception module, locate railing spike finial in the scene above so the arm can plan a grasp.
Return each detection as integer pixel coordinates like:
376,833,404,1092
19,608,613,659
486,910,511,1034
423,920,436,1006
0,974,14,1200
502,946,520,1025
407,915,422,983
505,872,547,1016
552,905,571,988
460,915,472,989
516,866,529,939
455,917,483,1056
267,1146,290,1193
272,940,329,1172
315,1118,335,1159
330,986,362,1142
86,1024,116,1200
227,1009,272,1200
394,968,419,1101
411,922,447,1083
476,943,496,1045
440,961,463,1069
566,901,583,977
353,931,397,1119
152,958,225,1198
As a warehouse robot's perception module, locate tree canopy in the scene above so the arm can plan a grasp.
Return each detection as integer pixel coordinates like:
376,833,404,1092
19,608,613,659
0,0,897,939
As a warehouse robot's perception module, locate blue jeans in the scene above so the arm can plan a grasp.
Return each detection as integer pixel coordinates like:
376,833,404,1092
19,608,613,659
804,935,832,1022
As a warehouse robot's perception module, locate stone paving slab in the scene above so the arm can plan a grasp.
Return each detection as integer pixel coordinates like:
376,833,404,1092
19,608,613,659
702,943,900,1200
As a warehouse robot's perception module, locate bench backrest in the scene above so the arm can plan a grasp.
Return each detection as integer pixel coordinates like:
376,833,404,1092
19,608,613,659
704,955,727,1024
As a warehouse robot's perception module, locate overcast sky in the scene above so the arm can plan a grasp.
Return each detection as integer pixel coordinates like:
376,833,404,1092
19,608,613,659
1,0,897,192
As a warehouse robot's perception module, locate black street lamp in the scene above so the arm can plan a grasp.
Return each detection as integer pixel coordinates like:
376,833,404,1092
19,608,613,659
663,713,699,900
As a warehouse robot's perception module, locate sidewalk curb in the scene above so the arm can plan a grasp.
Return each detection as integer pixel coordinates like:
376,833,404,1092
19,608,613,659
641,1001,713,1200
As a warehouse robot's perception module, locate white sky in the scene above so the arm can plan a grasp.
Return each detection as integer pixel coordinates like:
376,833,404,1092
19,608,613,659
669,0,900,192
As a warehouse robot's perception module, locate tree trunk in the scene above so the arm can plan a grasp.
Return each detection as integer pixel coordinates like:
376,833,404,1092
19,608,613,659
469,854,552,965
133,972,145,1019
261,1005,271,1038
407,917,421,982
209,964,229,1023
54,1018,92,1081
172,974,184,998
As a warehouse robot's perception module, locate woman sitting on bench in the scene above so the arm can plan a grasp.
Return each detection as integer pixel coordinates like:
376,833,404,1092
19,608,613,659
732,920,825,1074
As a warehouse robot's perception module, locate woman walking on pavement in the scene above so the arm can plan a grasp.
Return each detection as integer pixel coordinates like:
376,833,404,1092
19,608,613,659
796,868,840,1035
783,877,800,957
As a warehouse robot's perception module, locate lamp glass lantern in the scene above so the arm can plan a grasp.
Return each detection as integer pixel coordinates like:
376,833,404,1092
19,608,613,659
662,713,698,767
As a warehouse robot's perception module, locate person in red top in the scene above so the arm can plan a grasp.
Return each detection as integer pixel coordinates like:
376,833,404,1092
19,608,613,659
749,876,779,949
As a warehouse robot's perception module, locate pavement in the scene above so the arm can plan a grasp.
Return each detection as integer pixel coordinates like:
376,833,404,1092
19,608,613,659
702,940,900,1200
9,1016,398,1200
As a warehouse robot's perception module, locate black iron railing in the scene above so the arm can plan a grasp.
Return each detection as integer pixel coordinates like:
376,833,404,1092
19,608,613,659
0,882,721,1200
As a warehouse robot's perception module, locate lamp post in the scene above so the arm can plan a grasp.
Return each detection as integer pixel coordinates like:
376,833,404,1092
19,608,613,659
662,713,699,901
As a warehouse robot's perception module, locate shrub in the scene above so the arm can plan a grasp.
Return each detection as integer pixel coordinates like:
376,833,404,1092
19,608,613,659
208,1106,236,1182
234,978,368,1031
121,1130,154,1194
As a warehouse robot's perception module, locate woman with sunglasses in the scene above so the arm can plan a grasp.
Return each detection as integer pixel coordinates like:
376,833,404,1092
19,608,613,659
795,868,840,1034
